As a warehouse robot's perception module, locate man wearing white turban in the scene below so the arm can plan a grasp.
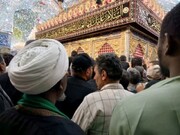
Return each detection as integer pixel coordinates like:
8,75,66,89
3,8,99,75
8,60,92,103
0,39,85,135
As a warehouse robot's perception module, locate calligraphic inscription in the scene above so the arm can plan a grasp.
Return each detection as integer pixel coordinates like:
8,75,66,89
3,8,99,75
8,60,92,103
36,2,130,39
136,2,161,35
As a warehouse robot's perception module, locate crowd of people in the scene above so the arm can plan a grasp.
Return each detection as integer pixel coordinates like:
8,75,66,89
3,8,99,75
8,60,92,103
0,2,180,135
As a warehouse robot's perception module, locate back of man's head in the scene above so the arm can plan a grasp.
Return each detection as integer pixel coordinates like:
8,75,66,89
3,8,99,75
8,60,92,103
127,68,141,85
71,53,93,73
131,57,142,68
147,65,161,81
96,53,123,81
160,3,180,40
134,66,145,79
71,50,78,57
2,53,13,66
120,55,127,61
120,70,129,90
158,3,180,78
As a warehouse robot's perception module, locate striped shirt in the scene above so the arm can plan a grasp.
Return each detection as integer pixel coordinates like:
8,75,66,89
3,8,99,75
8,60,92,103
72,83,133,135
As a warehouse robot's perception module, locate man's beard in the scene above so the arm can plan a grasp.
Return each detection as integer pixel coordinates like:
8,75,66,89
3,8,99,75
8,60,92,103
57,93,66,101
158,47,170,77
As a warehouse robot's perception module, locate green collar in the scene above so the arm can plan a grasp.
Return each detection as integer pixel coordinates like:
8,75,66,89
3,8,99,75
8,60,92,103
18,94,69,119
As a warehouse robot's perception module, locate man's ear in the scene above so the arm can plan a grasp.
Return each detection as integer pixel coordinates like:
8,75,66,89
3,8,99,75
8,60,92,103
101,70,107,81
165,33,177,56
0,63,6,73
87,67,92,73
85,67,91,76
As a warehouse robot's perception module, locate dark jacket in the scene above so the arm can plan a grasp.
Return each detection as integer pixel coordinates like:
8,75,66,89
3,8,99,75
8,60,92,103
56,76,96,118
0,85,13,113
145,80,160,89
0,73,23,104
0,107,85,135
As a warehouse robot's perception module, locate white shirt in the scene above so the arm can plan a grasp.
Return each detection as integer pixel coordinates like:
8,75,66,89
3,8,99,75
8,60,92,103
72,83,133,135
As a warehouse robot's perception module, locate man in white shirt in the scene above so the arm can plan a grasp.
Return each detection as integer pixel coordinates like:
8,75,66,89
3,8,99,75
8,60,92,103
72,53,133,135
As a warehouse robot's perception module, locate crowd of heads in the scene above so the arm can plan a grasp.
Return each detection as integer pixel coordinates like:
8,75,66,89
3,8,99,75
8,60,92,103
118,55,163,93
66,51,162,94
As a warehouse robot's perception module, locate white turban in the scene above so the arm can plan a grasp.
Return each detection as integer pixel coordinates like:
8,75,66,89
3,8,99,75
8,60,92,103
8,39,68,94
147,65,161,80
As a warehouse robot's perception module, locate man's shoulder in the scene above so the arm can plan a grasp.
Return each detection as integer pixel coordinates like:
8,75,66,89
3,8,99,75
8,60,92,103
0,108,85,135
67,77,92,87
81,91,105,106
42,117,85,135
117,79,180,113
120,86,164,105
0,73,9,83
84,88,132,105
84,91,99,101
111,78,180,135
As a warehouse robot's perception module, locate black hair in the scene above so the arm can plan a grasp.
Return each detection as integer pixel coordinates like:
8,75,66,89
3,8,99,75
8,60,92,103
2,53,13,66
131,57,142,67
96,53,123,81
71,50,78,57
134,66,144,79
127,68,141,84
120,55,127,61
120,70,129,90
72,53,93,73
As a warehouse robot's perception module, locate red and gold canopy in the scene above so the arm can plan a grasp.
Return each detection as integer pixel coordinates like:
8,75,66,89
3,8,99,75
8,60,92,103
36,0,165,41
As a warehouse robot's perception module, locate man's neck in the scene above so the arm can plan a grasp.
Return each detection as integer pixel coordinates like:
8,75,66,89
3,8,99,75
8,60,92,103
73,73,89,81
100,80,119,89
73,74,88,81
169,57,180,78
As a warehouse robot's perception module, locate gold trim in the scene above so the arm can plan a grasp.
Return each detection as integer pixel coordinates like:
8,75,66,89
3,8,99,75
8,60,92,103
36,1,132,40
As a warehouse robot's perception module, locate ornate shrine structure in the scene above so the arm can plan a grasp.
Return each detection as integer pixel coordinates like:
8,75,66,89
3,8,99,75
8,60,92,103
36,0,166,60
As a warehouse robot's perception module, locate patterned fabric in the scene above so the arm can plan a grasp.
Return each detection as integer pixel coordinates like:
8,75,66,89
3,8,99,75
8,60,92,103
72,83,133,135
98,43,115,55
133,44,144,58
